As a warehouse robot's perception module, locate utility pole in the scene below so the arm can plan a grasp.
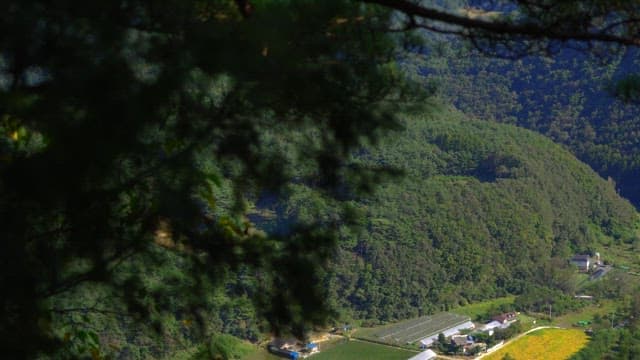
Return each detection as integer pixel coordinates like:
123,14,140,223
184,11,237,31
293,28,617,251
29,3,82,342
611,312,615,328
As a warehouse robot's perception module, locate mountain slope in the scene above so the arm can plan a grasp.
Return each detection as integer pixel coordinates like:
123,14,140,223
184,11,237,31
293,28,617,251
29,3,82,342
415,43,640,207
277,107,639,322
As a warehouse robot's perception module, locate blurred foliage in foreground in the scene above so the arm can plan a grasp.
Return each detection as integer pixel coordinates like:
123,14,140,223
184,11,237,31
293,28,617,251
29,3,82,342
0,0,424,357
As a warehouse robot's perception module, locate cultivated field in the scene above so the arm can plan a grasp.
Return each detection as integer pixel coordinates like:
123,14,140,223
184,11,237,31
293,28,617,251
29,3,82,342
357,312,470,345
484,328,589,360
311,340,416,360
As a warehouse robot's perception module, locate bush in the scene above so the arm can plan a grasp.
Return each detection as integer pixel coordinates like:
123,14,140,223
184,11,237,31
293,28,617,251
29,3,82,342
208,334,253,360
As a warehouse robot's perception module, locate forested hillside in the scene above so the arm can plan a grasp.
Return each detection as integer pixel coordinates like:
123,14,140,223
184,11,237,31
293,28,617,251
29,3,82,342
46,106,640,358
414,42,640,207
266,107,639,323
5,1,640,358
47,107,640,359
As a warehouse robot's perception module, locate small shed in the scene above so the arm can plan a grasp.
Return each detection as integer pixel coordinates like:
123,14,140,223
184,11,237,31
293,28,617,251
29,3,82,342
451,335,469,346
483,320,503,331
305,343,319,353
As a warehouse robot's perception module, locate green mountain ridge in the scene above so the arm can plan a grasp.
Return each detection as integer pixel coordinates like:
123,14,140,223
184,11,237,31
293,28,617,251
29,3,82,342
279,107,639,322
48,107,640,359
414,43,640,208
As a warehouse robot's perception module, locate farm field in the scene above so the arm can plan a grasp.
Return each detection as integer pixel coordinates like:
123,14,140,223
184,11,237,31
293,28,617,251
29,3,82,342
311,340,416,360
241,347,281,360
484,328,589,360
356,312,470,346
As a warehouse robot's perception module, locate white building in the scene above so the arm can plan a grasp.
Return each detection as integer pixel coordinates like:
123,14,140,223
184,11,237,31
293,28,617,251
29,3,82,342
419,321,475,347
407,349,437,360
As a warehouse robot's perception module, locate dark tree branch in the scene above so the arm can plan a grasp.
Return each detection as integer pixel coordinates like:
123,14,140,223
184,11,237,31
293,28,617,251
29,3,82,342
50,307,129,317
600,18,640,33
362,0,640,46
39,247,138,299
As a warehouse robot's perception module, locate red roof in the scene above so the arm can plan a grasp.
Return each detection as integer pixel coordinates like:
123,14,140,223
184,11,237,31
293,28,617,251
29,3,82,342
492,312,517,323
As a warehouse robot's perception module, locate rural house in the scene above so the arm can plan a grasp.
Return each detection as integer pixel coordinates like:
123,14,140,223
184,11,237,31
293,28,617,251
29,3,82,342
571,254,591,272
451,334,474,346
492,312,517,325
450,335,484,355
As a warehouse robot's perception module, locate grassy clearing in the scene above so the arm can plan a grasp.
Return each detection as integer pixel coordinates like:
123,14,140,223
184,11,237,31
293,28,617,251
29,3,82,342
242,337,374,360
484,328,589,360
242,348,281,360
552,300,616,328
171,337,257,360
450,296,515,320
573,272,591,290
516,313,541,331
310,340,416,360
603,243,640,273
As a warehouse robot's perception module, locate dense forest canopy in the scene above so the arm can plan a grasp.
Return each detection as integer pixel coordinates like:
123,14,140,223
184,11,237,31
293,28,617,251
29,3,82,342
413,41,640,208
2,0,640,358
261,109,639,322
